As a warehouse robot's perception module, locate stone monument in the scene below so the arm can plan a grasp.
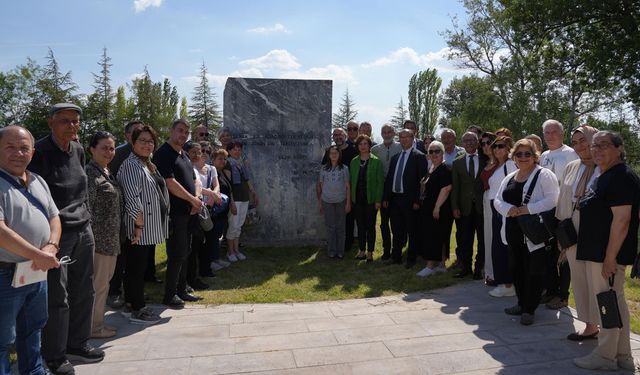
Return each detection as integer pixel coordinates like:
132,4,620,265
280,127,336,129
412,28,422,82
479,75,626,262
223,77,332,245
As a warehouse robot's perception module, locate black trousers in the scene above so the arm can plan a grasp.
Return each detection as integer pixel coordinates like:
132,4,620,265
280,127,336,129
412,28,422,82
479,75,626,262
42,224,95,361
189,223,219,280
354,201,377,253
379,205,392,256
144,245,157,280
544,244,571,300
457,202,484,273
164,214,194,300
506,220,546,314
389,194,417,262
108,251,125,296
123,241,151,311
344,210,355,252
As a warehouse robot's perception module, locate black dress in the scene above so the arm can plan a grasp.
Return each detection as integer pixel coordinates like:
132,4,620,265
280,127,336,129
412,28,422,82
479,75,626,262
419,164,453,261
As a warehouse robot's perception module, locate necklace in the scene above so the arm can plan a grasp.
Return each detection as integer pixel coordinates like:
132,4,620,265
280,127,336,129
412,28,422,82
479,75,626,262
359,159,368,167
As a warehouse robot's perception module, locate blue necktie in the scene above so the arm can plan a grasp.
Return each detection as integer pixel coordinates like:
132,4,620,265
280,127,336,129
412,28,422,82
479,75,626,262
394,151,406,192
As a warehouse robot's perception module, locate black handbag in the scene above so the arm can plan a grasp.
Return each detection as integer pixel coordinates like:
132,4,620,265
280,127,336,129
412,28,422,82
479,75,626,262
596,276,623,329
516,170,557,244
556,217,578,249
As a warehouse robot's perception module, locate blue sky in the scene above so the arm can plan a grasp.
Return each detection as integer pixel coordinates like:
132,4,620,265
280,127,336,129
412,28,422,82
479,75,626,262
1,0,471,139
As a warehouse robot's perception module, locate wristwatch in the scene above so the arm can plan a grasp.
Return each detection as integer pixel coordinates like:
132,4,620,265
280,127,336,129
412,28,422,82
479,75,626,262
46,240,60,250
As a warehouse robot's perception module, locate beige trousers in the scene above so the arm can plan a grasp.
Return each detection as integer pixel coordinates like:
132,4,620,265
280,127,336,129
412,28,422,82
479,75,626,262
584,261,631,360
92,252,118,332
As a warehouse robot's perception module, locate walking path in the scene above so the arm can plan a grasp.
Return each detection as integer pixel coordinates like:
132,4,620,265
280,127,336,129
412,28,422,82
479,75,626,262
75,281,640,374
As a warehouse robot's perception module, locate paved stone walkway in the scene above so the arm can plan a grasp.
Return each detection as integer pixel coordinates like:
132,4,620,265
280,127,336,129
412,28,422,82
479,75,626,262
75,281,640,374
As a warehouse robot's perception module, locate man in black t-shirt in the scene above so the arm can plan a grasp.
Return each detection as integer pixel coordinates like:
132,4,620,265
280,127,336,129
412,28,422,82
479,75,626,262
152,119,203,308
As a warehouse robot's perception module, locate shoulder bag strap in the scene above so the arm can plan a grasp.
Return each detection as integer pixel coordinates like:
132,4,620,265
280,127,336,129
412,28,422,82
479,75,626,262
522,169,542,205
0,170,49,219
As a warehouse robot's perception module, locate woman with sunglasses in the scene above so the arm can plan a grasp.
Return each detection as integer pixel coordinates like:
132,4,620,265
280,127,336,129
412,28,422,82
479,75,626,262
487,136,516,297
416,141,453,276
479,132,497,285
494,139,559,326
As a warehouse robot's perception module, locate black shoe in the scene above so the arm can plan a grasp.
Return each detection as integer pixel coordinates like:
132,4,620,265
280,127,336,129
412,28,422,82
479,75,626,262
454,269,472,278
46,358,75,375
337,254,344,259
178,292,203,302
163,295,185,309
328,254,337,259
107,294,125,309
66,344,105,364
485,278,498,287
381,253,391,261
404,260,416,269
199,270,216,278
190,279,210,290
504,305,523,316
185,285,195,293
144,276,163,284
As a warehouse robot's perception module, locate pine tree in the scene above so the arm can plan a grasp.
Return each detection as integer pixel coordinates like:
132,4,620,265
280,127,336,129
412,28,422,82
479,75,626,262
189,62,221,129
408,69,441,138
332,87,358,128
82,47,115,142
390,97,407,132
39,48,78,104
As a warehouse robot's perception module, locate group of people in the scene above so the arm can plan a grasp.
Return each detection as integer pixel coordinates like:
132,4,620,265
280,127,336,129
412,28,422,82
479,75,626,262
1,103,257,375
317,119,640,371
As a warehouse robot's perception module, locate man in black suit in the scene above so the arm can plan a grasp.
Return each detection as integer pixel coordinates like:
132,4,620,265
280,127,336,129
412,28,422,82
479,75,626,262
451,131,485,279
382,129,428,267
402,120,426,153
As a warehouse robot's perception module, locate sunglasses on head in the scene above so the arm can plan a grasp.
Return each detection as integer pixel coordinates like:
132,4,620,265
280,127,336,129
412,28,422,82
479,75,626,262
491,143,506,149
515,151,532,158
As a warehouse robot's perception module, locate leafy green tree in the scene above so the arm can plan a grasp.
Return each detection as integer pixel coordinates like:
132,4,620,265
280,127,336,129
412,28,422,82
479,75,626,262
332,87,358,128
179,97,189,120
408,68,441,138
189,62,221,129
111,85,134,142
389,97,407,132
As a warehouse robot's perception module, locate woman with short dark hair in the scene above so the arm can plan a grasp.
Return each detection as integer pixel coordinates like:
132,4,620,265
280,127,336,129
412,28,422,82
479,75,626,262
86,131,122,338
350,135,384,262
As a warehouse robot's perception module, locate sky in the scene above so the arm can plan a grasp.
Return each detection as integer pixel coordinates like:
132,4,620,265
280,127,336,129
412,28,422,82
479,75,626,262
1,0,472,141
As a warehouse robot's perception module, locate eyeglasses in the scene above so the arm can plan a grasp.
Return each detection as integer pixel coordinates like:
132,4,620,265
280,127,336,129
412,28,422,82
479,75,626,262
203,149,212,154
428,149,442,155
136,138,155,145
491,144,507,149
514,151,532,158
590,142,613,150
347,128,358,132
199,132,209,137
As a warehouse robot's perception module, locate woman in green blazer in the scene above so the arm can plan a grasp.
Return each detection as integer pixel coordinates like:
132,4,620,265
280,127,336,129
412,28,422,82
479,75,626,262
350,134,384,262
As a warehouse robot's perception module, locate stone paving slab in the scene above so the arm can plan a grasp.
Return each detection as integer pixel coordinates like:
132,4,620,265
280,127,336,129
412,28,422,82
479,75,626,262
73,281,640,374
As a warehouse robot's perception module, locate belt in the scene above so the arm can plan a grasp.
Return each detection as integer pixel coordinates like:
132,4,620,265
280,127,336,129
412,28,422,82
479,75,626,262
0,261,15,268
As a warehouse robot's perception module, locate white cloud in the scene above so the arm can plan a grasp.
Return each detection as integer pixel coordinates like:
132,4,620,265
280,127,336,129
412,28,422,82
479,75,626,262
239,49,301,70
280,64,354,82
128,72,146,80
362,47,470,73
134,0,162,13
246,23,290,34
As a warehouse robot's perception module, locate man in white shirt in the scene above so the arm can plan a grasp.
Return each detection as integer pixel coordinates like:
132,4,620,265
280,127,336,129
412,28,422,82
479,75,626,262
441,128,464,167
372,124,402,260
539,119,578,310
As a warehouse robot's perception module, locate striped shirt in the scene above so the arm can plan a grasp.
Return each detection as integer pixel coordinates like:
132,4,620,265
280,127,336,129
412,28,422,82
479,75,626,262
117,154,169,245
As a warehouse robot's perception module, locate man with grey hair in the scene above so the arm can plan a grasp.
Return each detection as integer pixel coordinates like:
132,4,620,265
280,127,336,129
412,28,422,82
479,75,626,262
440,128,464,167
0,125,61,375
372,124,402,260
540,119,578,310
29,103,104,374
451,131,485,279
194,124,210,143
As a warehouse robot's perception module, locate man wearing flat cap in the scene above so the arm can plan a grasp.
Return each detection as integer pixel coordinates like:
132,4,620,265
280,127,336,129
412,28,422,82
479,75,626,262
28,103,104,374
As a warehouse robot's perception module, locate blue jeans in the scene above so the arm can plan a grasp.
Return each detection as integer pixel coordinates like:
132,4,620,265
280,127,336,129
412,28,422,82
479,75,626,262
0,267,48,375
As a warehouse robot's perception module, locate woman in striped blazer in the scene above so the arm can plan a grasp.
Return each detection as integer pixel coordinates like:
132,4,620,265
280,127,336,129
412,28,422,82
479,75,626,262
117,125,169,324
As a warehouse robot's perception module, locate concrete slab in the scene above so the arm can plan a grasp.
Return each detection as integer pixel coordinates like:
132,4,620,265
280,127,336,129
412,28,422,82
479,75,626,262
70,281,640,375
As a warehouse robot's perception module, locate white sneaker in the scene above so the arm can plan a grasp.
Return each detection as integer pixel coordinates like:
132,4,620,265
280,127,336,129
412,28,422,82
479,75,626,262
236,252,247,260
227,254,238,262
489,285,516,297
210,261,224,271
434,266,447,273
416,267,435,277
217,259,230,268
